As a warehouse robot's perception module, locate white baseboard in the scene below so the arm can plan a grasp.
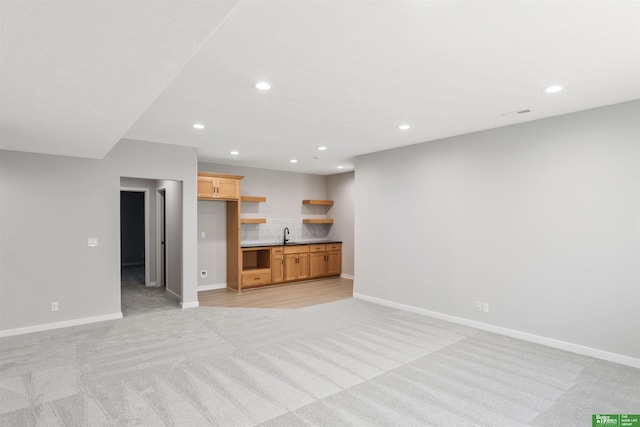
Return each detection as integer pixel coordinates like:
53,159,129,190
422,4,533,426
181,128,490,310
146,281,157,287
198,283,227,292
0,312,123,338
353,292,640,369
341,273,355,280
181,301,199,309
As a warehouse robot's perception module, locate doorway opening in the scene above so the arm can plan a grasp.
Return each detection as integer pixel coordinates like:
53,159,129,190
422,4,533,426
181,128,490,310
120,180,181,316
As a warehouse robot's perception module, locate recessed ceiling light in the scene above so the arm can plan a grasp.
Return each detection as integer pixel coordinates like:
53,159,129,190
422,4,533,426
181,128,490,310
254,81,272,90
398,124,410,130
337,166,344,169
230,151,239,155
543,85,563,94
290,159,298,163
318,146,327,151
193,123,205,129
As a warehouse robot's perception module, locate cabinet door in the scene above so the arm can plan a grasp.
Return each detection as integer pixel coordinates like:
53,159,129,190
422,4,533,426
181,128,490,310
309,252,326,278
216,178,239,200
197,176,216,198
283,254,299,282
296,253,309,280
272,254,284,283
326,250,341,276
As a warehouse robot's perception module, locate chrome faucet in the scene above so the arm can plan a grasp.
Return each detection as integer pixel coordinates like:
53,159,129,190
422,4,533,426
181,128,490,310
283,227,290,245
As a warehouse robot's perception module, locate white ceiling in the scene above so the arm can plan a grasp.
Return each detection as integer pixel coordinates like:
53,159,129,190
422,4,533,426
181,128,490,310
2,1,638,175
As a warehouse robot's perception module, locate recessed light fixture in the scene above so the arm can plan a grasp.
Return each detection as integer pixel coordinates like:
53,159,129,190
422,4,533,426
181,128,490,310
318,146,327,151
398,124,410,130
230,151,239,155
290,159,298,163
543,85,563,94
337,166,344,169
193,123,205,129
254,81,272,90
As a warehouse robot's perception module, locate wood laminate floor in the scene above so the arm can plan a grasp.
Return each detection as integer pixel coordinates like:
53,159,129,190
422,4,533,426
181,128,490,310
198,277,353,309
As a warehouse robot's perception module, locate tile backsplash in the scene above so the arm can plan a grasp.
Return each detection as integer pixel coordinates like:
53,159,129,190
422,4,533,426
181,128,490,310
241,218,331,245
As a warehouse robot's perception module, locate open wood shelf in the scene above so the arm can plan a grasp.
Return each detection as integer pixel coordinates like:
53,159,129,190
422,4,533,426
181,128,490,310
302,218,334,224
241,196,267,203
240,218,266,224
302,199,333,206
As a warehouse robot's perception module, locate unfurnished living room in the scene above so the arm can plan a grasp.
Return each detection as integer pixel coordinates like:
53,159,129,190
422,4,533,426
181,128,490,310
0,1,638,426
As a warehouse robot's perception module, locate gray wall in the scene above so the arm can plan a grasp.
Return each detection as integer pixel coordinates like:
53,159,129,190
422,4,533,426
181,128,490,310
0,139,198,332
327,172,355,276
354,100,639,359
197,201,227,286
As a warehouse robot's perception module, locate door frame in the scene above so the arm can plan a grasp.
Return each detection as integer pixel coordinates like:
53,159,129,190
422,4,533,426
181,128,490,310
119,187,151,286
156,187,167,289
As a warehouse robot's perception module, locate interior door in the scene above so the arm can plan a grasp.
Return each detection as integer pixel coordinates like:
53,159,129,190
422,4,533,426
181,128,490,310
158,189,166,287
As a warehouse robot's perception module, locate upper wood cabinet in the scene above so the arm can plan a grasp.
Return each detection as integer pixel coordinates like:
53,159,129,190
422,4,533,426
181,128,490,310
197,172,243,200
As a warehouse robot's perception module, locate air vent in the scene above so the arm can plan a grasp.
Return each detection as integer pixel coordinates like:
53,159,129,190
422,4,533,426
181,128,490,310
502,109,532,117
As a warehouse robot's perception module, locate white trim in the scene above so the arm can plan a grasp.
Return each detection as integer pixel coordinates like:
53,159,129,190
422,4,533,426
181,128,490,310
0,313,123,338
156,188,166,288
147,281,157,287
353,292,640,369
198,283,227,292
181,301,200,309
120,187,151,287
341,273,355,280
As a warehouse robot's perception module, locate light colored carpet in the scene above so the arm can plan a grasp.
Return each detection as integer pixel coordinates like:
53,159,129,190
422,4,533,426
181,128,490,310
1,298,637,426
121,265,180,317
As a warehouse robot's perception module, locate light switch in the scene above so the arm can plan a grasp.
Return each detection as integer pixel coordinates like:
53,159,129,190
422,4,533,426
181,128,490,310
200,232,206,239
88,238,98,247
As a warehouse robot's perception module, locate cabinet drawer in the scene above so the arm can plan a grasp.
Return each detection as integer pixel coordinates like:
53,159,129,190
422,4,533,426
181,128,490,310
309,244,326,253
241,270,271,287
271,247,284,255
327,243,342,251
284,245,309,254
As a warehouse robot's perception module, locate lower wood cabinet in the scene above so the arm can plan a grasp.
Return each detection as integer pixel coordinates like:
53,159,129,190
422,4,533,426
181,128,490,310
241,269,271,288
242,243,341,291
309,243,342,278
271,247,284,283
283,245,309,282
273,246,309,283
284,252,309,281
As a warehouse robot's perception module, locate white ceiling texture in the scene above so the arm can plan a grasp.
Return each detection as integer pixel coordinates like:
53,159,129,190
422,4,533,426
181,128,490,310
1,1,638,175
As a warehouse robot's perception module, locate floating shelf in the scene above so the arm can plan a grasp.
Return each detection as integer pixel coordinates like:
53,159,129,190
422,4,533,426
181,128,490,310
241,196,267,203
240,218,266,224
302,218,334,224
303,199,333,206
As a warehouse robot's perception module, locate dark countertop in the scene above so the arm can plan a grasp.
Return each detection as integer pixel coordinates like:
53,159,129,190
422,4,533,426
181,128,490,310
241,240,342,248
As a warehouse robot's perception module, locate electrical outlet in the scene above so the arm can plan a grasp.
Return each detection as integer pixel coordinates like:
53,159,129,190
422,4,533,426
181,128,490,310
51,302,59,312
200,270,207,278
483,303,489,313
475,301,482,311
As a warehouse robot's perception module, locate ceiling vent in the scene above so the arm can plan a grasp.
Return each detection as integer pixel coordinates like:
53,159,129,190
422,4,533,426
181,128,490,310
502,109,532,117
